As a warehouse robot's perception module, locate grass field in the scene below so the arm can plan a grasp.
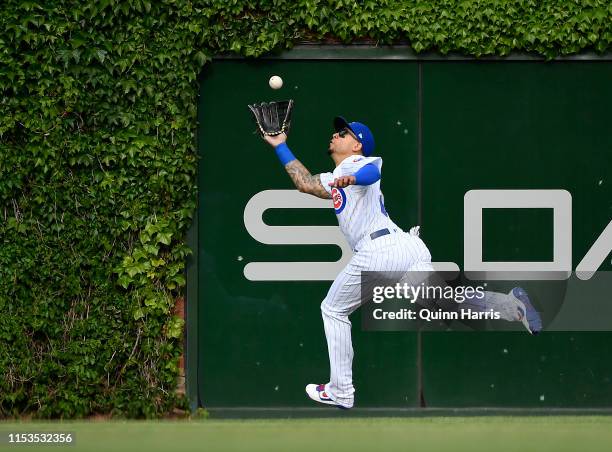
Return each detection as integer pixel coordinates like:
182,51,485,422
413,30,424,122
2,417,612,452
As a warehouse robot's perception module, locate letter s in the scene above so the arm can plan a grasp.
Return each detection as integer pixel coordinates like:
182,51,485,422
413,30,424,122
243,190,352,281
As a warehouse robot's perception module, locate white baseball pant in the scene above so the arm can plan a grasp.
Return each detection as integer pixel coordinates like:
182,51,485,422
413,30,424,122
320,230,433,408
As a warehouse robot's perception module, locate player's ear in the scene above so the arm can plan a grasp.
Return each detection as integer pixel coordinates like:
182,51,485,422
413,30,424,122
353,141,363,154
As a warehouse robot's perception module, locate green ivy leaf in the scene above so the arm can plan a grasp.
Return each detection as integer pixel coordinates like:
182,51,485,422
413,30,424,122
133,308,145,320
156,232,173,245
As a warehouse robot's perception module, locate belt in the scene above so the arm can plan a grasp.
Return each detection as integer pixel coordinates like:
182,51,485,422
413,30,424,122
354,228,397,253
369,228,391,240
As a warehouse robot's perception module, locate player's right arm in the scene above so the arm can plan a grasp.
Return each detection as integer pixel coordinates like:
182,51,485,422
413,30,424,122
264,134,331,199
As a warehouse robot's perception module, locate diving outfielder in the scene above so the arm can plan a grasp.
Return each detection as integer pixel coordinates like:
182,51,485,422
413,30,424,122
263,117,542,409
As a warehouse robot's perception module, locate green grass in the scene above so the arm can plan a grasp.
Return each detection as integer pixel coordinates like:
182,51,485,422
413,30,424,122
1,417,612,452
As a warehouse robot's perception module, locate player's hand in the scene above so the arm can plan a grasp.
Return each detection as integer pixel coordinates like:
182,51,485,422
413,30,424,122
264,133,287,148
329,175,356,188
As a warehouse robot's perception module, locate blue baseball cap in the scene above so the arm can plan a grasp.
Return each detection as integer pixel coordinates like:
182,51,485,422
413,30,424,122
334,116,375,157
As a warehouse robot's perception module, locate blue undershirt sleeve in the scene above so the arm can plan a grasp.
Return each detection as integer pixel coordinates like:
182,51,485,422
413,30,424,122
353,163,381,185
274,142,296,165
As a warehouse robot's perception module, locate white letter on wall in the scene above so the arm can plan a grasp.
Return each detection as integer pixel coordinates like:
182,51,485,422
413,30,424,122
464,189,572,280
243,190,352,281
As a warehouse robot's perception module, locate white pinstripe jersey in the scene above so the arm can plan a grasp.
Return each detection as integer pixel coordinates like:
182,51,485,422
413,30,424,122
320,155,400,250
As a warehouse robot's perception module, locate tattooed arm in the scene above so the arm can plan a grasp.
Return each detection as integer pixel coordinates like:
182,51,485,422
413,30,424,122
284,160,332,199
264,133,331,199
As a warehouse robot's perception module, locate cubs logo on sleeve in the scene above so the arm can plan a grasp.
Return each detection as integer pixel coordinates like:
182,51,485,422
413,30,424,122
331,187,347,214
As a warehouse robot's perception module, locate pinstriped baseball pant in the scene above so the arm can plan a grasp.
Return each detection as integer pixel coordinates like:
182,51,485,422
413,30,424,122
321,231,433,408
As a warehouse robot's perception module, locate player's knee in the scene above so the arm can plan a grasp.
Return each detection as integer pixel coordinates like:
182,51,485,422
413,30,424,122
320,299,330,314
321,300,350,322
320,299,338,317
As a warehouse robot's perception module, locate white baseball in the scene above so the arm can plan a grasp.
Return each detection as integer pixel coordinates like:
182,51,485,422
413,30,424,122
269,75,283,90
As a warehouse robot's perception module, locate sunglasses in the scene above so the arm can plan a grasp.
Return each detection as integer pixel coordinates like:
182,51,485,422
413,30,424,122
338,128,357,139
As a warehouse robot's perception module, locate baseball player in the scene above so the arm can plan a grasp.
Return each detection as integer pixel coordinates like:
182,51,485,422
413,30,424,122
263,117,542,409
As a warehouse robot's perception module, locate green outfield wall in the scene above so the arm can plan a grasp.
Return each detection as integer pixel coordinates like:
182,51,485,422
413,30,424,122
193,52,612,409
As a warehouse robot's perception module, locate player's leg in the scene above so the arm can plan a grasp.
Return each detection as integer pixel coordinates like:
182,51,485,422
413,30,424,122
316,248,389,408
461,288,542,334
319,233,430,407
319,263,364,409
313,233,437,408
403,233,542,334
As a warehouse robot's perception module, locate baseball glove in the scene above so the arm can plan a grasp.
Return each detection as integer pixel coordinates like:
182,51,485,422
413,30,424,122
247,99,294,136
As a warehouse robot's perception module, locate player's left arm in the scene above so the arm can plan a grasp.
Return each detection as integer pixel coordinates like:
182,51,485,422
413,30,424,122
329,163,380,188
